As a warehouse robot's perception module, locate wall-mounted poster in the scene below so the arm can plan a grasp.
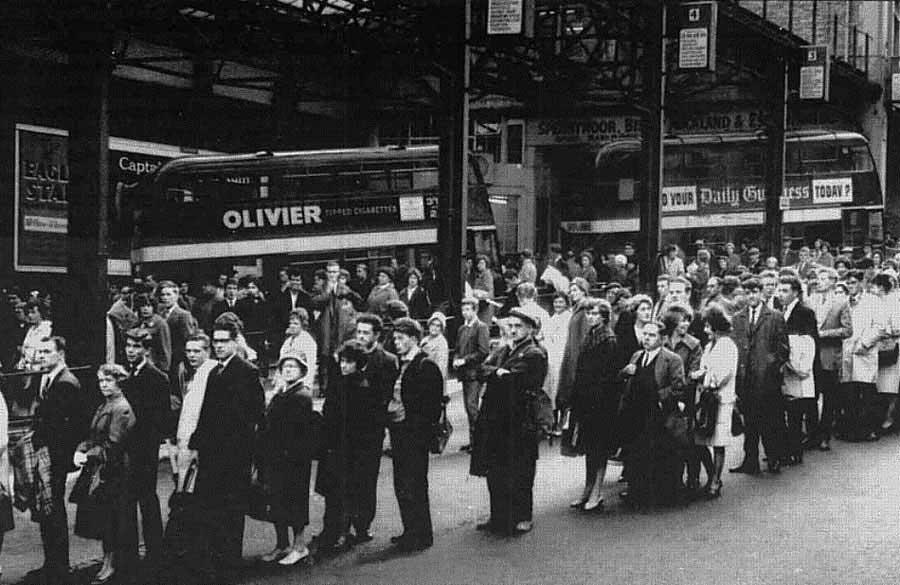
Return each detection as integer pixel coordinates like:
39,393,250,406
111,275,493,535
15,124,69,272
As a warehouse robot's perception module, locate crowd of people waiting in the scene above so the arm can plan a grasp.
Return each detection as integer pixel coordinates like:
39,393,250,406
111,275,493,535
0,233,898,584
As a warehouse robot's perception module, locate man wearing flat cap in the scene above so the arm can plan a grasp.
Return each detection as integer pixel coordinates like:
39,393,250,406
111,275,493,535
387,318,443,552
472,308,548,535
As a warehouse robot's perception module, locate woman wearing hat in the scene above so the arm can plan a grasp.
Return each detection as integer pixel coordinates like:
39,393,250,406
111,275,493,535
399,269,432,320
256,352,316,565
420,312,449,380
366,266,399,318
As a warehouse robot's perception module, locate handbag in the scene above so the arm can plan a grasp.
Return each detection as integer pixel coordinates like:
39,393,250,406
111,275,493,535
730,405,745,436
559,410,583,457
429,396,453,455
247,467,273,522
664,409,692,448
879,344,899,366
694,388,720,438
524,387,555,438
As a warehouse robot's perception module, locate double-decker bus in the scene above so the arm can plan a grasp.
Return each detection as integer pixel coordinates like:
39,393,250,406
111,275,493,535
566,129,883,253
127,145,498,288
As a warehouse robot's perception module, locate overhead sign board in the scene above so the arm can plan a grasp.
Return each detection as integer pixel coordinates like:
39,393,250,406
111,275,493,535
891,57,900,103
678,2,717,71
487,0,523,35
526,116,642,146
799,45,830,101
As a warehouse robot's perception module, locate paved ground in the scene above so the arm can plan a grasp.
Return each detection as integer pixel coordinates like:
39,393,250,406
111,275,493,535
5,388,900,585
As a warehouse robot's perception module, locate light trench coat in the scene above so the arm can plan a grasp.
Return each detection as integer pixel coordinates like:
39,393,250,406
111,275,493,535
876,292,900,395
842,293,882,384
783,334,816,399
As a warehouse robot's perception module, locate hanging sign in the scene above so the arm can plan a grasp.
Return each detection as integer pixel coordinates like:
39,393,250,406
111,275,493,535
891,57,900,103
487,0,523,35
678,2,717,71
799,45,830,101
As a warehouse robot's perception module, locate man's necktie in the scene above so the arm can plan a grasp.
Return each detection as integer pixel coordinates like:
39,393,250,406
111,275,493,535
39,376,50,399
212,363,224,377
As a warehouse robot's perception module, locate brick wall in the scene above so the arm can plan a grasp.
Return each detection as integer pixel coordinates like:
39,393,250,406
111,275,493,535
736,0,858,56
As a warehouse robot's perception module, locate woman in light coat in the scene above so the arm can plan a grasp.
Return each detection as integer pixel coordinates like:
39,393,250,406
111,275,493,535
543,292,572,417
872,274,900,431
420,312,449,381
841,270,883,441
693,305,737,499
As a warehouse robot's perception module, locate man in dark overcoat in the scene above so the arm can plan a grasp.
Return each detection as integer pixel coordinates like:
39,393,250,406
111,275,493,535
472,308,548,535
189,321,265,584
729,278,789,474
121,328,170,571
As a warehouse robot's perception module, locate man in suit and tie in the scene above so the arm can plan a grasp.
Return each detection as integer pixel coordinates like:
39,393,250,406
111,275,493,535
28,336,91,585
809,268,852,451
158,280,197,378
618,321,686,506
212,278,241,320
760,271,781,311
452,297,490,452
781,237,799,268
651,275,670,322
274,270,312,333
730,278,789,474
189,321,265,584
121,328,170,572
793,246,815,281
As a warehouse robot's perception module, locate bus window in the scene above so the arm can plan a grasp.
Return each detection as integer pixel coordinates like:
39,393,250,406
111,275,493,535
392,169,413,191
841,143,874,172
412,168,439,190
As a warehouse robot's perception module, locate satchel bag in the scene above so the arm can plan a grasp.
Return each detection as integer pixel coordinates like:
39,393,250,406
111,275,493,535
694,388,720,438
429,396,453,455
730,405,745,436
879,344,899,367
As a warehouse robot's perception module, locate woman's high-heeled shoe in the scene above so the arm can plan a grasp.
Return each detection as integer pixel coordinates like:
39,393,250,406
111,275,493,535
706,480,722,499
569,498,587,509
91,571,116,585
582,497,604,512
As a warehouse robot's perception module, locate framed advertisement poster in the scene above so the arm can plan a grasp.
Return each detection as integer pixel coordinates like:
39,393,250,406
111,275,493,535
14,124,69,273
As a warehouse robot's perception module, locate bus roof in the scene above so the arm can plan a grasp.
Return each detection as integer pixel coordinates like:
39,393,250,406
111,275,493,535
149,144,439,182
596,129,870,165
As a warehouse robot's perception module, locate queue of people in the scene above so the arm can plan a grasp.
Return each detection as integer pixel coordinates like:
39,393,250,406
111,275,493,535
5,235,900,584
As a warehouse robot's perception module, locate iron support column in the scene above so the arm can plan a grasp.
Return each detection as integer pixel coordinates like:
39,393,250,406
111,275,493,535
67,21,112,366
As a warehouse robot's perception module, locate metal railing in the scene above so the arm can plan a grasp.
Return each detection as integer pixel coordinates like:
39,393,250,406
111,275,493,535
734,0,875,77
